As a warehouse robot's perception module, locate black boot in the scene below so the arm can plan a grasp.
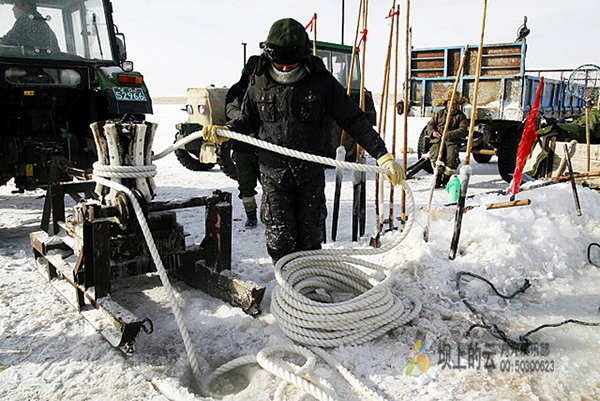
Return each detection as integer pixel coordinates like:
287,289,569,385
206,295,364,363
242,197,258,227
435,171,445,189
245,209,257,227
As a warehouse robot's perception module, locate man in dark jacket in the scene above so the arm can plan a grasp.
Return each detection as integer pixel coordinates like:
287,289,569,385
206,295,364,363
203,18,403,262
0,0,59,54
426,90,469,188
225,55,261,227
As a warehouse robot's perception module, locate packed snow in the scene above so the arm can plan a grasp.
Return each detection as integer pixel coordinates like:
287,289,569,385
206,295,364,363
1,103,600,400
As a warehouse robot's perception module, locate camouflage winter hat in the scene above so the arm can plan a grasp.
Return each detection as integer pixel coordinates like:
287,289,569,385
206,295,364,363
263,18,311,64
433,89,468,107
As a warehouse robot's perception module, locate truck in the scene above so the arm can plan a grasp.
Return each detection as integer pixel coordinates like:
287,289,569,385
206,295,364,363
173,40,377,178
408,40,586,182
0,0,152,192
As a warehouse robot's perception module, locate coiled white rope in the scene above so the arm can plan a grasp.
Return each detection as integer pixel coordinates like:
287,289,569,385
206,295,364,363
191,129,421,400
101,128,420,400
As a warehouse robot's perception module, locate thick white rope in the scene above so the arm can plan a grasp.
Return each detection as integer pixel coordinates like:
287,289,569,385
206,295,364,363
102,127,420,400
91,172,209,393
179,129,421,400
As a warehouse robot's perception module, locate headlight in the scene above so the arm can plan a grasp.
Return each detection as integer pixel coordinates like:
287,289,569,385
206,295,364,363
186,104,193,114
122,61,134,72
59,69,81,86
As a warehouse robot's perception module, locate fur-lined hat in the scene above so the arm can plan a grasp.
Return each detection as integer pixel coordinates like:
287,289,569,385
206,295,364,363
432,89,468,107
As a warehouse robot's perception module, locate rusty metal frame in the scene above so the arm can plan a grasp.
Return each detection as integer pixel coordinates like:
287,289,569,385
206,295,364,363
31,181,264,353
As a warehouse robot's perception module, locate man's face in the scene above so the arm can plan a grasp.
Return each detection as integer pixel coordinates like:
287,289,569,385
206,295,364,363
273,62,300,72
13,4,25,18
448,102,458,113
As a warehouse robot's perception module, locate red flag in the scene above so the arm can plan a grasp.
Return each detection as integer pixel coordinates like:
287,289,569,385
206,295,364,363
508,76,544,198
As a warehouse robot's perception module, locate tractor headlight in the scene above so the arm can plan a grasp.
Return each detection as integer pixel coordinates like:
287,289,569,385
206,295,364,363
122,61,134,72
185,104,193,114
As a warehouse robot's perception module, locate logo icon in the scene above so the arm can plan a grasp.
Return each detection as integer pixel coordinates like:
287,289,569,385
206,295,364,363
405,339,432,375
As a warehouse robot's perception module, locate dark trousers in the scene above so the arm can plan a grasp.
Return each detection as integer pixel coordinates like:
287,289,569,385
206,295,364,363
233,150,259,198
429,140,460,174
260,168,327,262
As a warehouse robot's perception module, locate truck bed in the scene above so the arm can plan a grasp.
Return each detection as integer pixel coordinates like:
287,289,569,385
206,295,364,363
408,42,586,122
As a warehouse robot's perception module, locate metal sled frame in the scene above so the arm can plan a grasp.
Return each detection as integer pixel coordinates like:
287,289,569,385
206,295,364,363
31,181,264,353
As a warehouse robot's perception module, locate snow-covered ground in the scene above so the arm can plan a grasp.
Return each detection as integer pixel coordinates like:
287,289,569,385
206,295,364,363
1,103,600,400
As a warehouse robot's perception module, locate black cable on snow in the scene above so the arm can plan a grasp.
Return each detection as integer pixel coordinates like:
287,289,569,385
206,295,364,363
456,271,600,354
587,243,600,267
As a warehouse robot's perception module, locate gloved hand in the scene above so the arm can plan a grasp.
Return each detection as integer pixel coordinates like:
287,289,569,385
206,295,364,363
202,125,230,144
377,153,405,186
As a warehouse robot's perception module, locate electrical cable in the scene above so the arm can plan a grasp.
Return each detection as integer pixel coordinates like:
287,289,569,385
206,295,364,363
457,271,600,354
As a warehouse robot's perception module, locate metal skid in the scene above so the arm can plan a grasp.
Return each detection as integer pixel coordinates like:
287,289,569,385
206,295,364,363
30,120,264,353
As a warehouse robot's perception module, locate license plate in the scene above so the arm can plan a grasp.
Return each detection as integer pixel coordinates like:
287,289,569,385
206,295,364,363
112,87,147,102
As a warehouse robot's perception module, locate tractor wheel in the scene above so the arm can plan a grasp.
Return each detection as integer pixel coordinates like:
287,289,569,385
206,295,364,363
497,126,522,182
174,148,215,171
473,153,493,164
417,126,434,174
217,141,238,180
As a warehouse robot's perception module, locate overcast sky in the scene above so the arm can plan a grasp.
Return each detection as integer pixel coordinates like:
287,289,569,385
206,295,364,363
110,0,600,98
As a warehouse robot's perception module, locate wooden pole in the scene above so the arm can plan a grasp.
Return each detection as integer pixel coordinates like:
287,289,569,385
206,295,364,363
466,199,531,212
586,105,591,172
564,143,583,216
313,13,318,56
331,0,363,241
400,0,410,223
389,4,400,231
371,1,396,247
352,0,369,241
449,0,487,260
422,45,469,242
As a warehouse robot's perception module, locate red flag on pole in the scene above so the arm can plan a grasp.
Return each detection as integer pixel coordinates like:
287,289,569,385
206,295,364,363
508,76,544,199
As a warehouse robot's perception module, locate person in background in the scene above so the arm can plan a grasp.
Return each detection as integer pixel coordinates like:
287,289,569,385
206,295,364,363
426,89,469,188
225,55,261,227
0,0,59,54
203,18,404,263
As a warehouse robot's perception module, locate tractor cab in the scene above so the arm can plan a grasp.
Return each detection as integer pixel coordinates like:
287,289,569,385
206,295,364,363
0,0,152,191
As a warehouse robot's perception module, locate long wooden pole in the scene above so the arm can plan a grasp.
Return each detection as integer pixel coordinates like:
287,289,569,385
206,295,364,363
449,0,487,260
352,0,369,241
389,3,400,231
371,2,396,247
313,13,318,56
331,0,363,241
400,0,410,224
422,45,469,242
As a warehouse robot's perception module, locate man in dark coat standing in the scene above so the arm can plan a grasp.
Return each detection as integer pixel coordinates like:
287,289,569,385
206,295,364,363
203,18,403,263
225,55,261,227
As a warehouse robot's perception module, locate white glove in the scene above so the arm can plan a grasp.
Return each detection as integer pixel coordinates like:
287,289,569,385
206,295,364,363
377,153,405,186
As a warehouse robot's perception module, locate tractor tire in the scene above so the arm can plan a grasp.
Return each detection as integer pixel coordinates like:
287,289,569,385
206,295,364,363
497,126,522,183
174,148,215,172
417,126,434,174
473,153,493,164
217,140,238,180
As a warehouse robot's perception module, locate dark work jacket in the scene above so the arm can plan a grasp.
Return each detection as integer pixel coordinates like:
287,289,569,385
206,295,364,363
0,11,59,53
225,76,256,153
228,57,388,184
426,108,469,144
